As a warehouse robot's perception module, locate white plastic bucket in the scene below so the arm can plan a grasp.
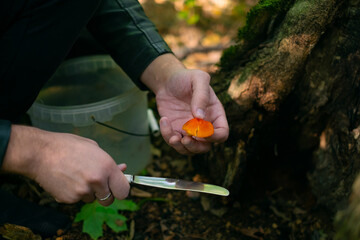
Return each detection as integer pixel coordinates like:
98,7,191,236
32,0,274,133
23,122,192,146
28,55,151,174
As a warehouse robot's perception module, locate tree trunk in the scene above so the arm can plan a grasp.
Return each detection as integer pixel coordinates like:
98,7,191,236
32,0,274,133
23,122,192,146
203,0,360,214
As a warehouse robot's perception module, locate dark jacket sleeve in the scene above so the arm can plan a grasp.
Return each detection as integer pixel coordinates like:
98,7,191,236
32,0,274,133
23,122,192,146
0,119,11,168
87,0,173,90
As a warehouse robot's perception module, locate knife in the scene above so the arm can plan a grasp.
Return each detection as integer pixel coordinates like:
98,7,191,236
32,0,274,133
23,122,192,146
124,174,229,196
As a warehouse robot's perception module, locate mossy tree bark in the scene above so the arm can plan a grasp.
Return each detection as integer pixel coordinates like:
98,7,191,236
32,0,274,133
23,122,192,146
203,0,360,215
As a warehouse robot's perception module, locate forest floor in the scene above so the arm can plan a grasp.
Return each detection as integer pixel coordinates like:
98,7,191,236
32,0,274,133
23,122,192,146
0,0,335,239
0,136,334,240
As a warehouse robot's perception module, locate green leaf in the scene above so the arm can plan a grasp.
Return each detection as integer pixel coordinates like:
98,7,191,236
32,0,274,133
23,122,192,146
177,10,189,20
105,214,128,232
110,199,139,211
82,212,104,240
184,0,196,7
139,168,148,176
74,202,97,222
187,14,200,25
74,199,139,240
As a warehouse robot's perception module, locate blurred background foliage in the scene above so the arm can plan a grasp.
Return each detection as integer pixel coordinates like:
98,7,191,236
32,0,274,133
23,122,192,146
139,0,258,72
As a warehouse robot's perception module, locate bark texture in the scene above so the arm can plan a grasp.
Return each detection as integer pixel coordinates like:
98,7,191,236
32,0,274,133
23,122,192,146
206,0,360,213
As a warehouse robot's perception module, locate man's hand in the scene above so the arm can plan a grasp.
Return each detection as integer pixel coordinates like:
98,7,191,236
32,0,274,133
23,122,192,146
157,69,228,154
2,125,129,206
141,54,229,155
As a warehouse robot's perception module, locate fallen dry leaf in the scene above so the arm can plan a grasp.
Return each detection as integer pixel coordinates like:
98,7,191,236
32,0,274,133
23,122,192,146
293,207,306,215
160,220,176,240
128,220,135,240
146,166,163,177
200,196,211,211
0,224,41,240
130,187,152,198
169,159,187,172
269,205,290,221
144,222,158,234
210,207,228,217
239,227,264,240
186,191,200,199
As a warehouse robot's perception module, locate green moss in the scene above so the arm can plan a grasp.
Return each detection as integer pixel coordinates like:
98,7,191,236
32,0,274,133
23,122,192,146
334,200,360,240
219,0,295,70
239,0,294,42
220,45,240,67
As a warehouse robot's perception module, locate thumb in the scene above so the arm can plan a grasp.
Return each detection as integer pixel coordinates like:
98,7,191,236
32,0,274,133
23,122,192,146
118,163,127,172
191,71,211,119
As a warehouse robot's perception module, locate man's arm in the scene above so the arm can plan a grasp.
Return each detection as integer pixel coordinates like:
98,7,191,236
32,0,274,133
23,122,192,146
1,124,130,205
87,0,172,89
140,53,185,94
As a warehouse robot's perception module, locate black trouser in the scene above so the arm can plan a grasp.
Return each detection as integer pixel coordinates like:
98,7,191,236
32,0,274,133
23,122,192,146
0,0,102,121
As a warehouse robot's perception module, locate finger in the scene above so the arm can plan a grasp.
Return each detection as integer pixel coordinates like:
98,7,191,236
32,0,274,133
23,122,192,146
181,136,211,154
95,188,114,206
95,192,114,206
82,194,96,203
159,117,174,144
108,168,130,200
208,127,229,143
89,169,115,206
190,71,211,119
118,163,127,172
207,114,229,143
169,135,192,155
160,117,192,155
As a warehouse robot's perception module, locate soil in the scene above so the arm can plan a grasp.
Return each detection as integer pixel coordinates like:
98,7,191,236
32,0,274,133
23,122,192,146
0,135,334,240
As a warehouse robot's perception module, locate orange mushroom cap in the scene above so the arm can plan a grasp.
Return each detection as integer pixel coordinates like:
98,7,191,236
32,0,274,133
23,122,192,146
182,118,214,138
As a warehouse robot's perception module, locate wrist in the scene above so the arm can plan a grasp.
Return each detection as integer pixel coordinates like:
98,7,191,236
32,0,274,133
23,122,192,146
2,125,48,179
140,53,185,94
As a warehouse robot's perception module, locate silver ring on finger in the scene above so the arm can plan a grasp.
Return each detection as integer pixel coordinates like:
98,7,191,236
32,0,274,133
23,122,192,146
98,192,112,201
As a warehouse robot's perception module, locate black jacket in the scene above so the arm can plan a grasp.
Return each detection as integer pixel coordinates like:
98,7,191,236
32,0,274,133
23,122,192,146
0,0,171,166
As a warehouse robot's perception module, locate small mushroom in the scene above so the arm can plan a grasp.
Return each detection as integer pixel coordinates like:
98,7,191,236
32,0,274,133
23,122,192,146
182,118,214,138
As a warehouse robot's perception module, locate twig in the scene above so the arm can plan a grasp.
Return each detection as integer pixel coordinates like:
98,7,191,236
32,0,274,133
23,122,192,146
175,44,230,60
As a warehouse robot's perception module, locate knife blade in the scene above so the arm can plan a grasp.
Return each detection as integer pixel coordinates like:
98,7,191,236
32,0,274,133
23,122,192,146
124,174,229,196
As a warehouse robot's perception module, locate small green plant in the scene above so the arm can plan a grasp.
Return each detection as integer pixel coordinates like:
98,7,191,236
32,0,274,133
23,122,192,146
74,199,139,240
177,0,200,25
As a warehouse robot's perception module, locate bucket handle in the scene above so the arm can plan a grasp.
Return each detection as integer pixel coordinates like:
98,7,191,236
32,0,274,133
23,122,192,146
91,110,160,137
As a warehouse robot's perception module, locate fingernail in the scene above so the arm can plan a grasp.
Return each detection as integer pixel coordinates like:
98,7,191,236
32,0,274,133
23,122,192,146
160,118,168,127
182,137,191,146
118,163,127,171
196,109,205,119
